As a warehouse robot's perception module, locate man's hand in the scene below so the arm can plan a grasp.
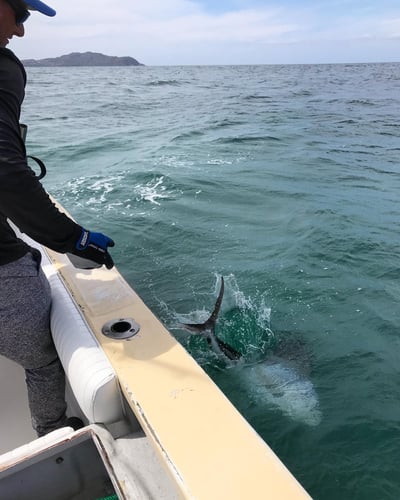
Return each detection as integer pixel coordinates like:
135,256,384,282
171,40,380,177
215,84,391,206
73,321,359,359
71,229,115,269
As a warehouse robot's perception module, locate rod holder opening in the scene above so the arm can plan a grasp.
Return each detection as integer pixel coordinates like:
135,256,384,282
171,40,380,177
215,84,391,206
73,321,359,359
102,318,140,340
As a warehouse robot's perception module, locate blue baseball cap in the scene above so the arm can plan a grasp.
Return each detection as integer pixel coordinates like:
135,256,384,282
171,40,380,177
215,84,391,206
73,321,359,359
25,0,56,17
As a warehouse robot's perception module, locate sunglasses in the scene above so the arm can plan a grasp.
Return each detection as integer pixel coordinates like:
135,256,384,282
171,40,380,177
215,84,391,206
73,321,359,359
5,0,31,25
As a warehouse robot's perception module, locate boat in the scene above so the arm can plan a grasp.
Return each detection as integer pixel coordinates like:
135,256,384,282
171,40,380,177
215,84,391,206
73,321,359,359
0,209,312,499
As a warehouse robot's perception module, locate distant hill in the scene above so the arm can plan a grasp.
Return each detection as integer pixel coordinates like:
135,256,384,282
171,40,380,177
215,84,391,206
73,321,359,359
23,51,143,67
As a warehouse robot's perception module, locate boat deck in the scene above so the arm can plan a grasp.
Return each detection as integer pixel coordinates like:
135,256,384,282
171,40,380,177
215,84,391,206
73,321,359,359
0,356,36,454
0,356,179,499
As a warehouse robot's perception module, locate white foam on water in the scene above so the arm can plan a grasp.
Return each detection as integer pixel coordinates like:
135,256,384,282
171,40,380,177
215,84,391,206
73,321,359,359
134,176,171,205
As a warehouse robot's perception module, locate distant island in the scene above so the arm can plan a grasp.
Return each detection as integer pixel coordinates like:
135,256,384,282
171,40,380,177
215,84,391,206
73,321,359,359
22,52,144,67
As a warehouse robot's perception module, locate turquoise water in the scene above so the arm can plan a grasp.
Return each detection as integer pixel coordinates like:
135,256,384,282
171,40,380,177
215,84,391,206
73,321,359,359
22,63,400,499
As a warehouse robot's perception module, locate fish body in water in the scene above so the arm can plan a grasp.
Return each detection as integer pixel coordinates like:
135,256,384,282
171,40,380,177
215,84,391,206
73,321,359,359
241,358,322,426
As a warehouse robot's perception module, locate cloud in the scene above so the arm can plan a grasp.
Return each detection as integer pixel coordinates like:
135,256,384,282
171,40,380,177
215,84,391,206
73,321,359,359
13,1,308,62
10,0,400,64
378,17,400,38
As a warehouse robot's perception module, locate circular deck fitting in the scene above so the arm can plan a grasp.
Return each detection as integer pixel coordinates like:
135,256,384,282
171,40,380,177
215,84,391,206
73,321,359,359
102,318,140,340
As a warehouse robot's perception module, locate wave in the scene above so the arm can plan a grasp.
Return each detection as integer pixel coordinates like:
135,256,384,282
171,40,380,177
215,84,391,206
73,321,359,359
211,135,282,145
243,94,273,101
145,79,183,87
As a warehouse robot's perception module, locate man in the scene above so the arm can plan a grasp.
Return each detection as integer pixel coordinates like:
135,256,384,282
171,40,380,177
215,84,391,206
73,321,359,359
0,0,115,436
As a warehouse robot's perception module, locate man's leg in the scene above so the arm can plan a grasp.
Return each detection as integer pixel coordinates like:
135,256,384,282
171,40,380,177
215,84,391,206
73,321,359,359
26,358,67,436
0,252,67,436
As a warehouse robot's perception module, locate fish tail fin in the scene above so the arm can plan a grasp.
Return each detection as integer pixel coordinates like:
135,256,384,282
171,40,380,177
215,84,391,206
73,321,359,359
181,276,225,333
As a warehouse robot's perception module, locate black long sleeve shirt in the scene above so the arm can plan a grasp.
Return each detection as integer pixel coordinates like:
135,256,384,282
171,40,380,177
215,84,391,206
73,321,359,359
0,48,82,265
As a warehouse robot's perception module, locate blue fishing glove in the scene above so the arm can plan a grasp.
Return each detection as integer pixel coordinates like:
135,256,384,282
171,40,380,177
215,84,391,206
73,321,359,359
70,229,115,269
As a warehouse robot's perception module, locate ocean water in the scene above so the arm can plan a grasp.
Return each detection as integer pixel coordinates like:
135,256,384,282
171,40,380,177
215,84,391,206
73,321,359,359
22,63,400,499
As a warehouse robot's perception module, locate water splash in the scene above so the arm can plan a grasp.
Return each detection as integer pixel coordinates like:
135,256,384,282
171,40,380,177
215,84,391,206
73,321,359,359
170,274,274,364
217,274,274,361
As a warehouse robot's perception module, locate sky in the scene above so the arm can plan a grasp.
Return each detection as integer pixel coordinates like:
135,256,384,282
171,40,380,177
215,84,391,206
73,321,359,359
10,0,400,65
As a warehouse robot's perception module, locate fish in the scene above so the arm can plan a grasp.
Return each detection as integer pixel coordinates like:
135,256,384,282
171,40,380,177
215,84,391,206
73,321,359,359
180,277,321,426
180,277,241,360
